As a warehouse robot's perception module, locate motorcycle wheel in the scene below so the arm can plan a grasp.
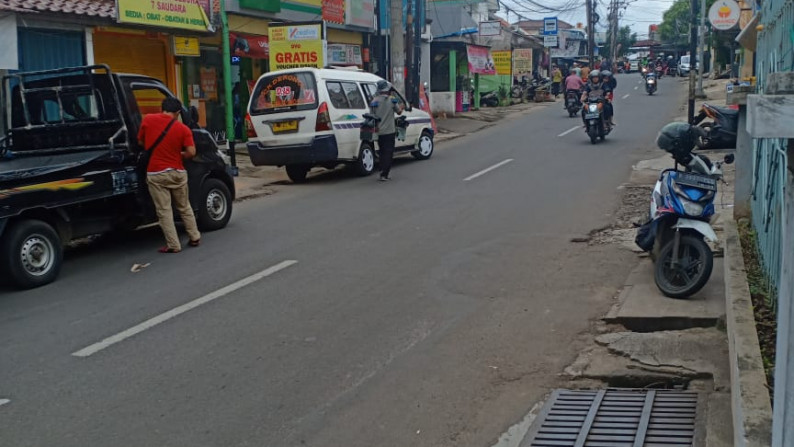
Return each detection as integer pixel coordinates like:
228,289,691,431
588,126,598,144
654,234,714,298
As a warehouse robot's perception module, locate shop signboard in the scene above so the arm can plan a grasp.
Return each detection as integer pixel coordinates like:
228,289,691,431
550,31,577,57
478,21,501,37
322,0,345,24
268,22,326,70
230,33,269,59
117,0,212,32
174,36,200,57
466,45,495,75
346,0,375,29
543,35,558,47
327,44,362,65
708,0,740,30
200,66,218,100
512,48,532,73
492,50,512,76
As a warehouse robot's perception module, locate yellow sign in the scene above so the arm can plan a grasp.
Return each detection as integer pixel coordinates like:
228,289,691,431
268,23,325,71
492,50,512,76
117,0,210,32
174,36,200,56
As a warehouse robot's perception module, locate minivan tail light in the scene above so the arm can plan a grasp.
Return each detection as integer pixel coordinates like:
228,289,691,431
245,113,256,138
316,102,332,132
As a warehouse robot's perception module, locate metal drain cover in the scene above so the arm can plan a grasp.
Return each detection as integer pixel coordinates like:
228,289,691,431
521,389,699,447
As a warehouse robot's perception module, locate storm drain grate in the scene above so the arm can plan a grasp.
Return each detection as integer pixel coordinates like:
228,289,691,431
521,388,699,447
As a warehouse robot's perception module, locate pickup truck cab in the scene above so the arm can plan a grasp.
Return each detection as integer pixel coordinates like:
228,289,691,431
0,65,235,289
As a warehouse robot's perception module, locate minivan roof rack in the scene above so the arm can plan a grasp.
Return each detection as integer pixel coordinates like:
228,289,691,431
326,65,363,71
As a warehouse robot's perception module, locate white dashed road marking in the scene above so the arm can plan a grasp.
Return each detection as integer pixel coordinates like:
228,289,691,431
72,260,299,357
557,126,580,137
464,159,514,181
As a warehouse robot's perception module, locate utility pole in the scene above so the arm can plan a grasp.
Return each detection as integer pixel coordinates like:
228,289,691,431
696,0,706,96
609,0,618,67
412,0,423,105
405,0,413,103
390,0,406,95
586,0,595,67
687,0,698,123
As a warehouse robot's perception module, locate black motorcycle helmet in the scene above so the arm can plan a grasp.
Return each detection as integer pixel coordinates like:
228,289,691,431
656,122,700,163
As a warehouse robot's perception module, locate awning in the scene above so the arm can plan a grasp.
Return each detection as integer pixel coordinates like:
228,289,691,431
736,13,760,52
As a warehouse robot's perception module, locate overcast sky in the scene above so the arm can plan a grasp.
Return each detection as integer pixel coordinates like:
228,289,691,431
497,0,678,39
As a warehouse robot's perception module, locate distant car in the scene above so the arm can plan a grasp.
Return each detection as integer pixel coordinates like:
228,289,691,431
629,60,639,73
678,55,700,77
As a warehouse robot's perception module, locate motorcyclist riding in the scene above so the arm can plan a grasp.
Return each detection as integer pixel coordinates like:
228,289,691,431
564,71,585,108
581,70,614,127
601,70,617,125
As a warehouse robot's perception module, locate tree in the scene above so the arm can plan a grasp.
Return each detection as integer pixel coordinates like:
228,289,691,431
604,25,637,59
658,0,719,47
658,0,691,46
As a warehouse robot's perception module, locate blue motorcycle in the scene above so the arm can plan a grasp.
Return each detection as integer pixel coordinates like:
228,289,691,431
636,123,734,298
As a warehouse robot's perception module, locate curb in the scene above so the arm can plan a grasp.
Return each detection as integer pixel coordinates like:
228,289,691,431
723,220,773,447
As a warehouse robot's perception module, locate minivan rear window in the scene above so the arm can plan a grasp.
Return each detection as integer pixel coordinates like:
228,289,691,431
250,72,318,115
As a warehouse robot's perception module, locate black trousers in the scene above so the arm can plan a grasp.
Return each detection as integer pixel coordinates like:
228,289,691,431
378,133,396,177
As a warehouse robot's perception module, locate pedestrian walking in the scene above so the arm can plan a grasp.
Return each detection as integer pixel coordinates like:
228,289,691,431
137,97,201,253
370,80,404,181
551,65,562,98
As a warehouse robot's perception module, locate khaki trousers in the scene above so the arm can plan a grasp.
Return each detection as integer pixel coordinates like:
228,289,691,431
146,170,200,250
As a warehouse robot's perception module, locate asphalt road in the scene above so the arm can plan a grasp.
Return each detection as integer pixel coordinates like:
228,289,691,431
0,74,687,447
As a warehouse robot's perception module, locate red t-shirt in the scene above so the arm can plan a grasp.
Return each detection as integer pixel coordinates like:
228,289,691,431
137,113,195,173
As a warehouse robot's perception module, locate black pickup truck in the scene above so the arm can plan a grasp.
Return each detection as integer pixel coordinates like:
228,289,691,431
0,65,235,289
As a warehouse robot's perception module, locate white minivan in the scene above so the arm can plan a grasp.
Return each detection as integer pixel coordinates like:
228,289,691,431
245,67,435,183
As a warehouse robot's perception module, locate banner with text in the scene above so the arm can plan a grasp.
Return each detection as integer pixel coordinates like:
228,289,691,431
327,44,362,65
268,22,325,70
492,50,512,76
230,33,269,59
117,0,211,31
512,48,532,73
322,0,345,24
466,45,495,75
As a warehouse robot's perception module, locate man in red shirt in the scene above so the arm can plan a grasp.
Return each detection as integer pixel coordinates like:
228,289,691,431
137,97,200,253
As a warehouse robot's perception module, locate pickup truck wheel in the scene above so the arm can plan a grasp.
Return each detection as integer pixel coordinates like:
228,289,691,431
0,219,62,289
286,165,310,183
197,178,232,231
411,131,434,160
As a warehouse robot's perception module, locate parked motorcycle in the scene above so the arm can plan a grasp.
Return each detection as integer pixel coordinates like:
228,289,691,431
691,103,738,149
479,90,500,107
645,72,658,95
636,123,734,298
582,97,611,144
565,90,581,117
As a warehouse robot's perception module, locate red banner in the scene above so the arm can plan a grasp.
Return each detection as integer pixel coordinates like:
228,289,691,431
418,83,437,133
322,0,345,24
230,33,269,59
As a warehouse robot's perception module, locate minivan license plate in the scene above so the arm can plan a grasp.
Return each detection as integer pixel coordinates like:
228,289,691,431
271,120,298,133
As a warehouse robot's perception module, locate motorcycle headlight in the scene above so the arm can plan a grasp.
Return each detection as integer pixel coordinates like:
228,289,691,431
648,79,656,84
588,104,599,112
681,200,704,217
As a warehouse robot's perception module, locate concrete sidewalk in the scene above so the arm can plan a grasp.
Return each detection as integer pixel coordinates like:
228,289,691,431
230,100,553,201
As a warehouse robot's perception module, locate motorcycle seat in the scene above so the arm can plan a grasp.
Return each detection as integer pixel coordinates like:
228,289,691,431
711,105,739,118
